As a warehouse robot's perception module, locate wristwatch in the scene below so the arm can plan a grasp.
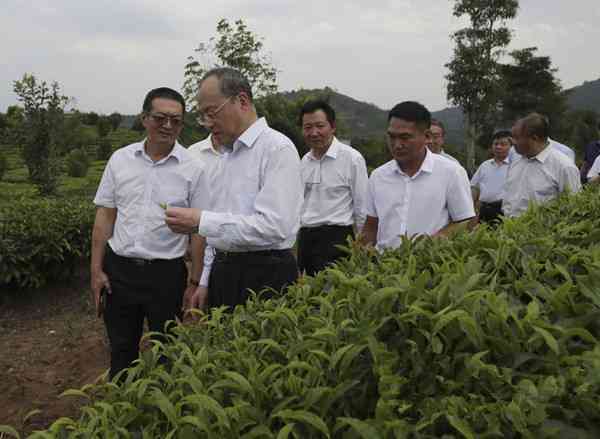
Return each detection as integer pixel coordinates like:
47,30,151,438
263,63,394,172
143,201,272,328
189,279,200,287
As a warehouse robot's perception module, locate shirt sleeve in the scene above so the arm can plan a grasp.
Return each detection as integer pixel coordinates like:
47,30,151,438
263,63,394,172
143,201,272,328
366,174,378,218
199,245,214,287
446,166,476,222
189,163,210,210
350,153,369,231
470,163,483,188
198,145,302,250
588,155,600,179
93,155,117,208
559,163,582,194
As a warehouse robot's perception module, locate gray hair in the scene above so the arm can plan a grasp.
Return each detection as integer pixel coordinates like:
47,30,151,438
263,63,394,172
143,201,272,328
200,67,254,102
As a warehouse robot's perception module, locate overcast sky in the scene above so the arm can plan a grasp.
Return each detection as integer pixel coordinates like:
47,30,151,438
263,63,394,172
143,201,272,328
1,0,599,115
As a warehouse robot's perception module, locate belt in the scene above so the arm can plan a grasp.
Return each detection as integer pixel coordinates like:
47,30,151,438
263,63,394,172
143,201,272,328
480,200,502,207
107,246,183,266
300,224,353,233
214,248,291,262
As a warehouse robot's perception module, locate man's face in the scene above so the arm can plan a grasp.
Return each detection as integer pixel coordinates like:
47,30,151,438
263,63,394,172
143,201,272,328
492,136,511,160
302,110,335,154
142,97,184,146
197,76,241,146
511,122,531,156
387,117,428,166
430,124,445,153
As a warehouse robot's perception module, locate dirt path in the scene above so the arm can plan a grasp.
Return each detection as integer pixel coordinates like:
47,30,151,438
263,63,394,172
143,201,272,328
0,277,109,434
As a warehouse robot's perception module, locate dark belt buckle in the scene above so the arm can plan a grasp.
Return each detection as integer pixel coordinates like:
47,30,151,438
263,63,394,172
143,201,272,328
131,258,152,266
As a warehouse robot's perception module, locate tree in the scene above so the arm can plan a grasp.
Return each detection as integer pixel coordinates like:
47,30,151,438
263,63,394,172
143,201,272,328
183,18,278,110
108,112,122,130
12,73,70,195
97,116,112,138
83,112,99,125
445,0,519,172
498,47,566,127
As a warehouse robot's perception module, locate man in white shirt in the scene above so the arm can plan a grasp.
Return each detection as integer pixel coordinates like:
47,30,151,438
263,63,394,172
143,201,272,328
549,138,576,162
503,113,581,218
429,119,459,163
91,87,207,379
361,101,475,250
471,130,512,224
186,133,225,310
165,67,302,310
297,100,368,276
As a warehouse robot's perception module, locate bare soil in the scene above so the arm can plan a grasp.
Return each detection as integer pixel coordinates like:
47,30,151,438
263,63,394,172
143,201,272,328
0,274,109,435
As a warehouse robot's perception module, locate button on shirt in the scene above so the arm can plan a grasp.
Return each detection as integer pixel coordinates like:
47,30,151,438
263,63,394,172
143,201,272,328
198,118,303,252
301,138,368,231
502,145,581,218
188,135,224,286
94,141,207,260
470,158,510,203
366,150,475,250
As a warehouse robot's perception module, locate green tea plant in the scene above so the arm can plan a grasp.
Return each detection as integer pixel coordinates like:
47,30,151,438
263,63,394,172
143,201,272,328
65,148,91,178
0,197,94,289
7,187,600,438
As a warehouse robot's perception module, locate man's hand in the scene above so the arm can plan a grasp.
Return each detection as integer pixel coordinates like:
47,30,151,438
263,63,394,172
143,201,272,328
183,286,209,320
91,269,111,318
165,207,202,234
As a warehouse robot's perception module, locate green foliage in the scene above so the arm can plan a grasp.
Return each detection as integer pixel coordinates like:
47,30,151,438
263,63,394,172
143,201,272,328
97,115,112,138
108,112,123,130
183,18,278,109
65,148,90,177
0,152,7,181
0,197,94,289
12,73,71,195
96,136,112,160
446,0,519,171
20,186,600,438
83,112,100,126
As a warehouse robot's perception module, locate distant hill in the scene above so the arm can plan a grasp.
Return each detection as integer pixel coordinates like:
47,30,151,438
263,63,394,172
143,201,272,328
565,78,600,113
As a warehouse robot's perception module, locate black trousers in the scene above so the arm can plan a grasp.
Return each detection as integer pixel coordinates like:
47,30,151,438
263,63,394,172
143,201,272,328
103,246,187,380
208,249,298,310
479,201,503,225
297,225,354,276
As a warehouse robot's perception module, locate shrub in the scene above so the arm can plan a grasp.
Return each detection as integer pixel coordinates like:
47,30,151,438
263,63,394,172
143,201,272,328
65,148,90,177
0,152,7,181
0,197,95,289
12,187,600,438
96,136,112,160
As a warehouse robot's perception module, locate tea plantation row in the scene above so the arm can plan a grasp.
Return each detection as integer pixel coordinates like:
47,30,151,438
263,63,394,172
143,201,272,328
4,187,600,438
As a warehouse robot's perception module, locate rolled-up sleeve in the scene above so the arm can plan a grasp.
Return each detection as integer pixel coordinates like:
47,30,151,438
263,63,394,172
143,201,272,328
560,165,582,194
93,156,116,208
366,175,378,218
198,145,302,250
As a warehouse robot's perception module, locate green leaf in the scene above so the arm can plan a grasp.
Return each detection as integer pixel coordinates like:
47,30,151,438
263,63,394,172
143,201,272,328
276,423,296,439
532,326,560,355
59,388,90,400
0,425,20,438
273,410,330,438
446,415,475,439
335,417,382,439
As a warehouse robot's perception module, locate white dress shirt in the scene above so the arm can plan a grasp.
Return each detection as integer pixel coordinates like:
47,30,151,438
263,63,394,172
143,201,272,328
188,135,224,286
502,145,581,217
587,154,600,179
94,141,207,260
366,149,475,250
549,138,576,162
470,158,510,203
301,138,368,231
198,117,303,252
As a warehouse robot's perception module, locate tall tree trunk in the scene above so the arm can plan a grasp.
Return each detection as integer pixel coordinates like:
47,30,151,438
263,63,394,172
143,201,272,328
465,115,477,174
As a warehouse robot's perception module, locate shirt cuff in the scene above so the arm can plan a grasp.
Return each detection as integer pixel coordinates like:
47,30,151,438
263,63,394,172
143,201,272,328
198,210,223,237
199,264,211,287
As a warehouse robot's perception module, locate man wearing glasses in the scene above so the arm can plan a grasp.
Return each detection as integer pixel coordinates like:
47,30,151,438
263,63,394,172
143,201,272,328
91,87,207,379
297,100,368,276
165,67,302,311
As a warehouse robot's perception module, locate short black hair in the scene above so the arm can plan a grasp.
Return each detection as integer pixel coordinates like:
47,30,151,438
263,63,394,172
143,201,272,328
492,129,512,141
142,87,186,114
431,119,445,134
298,99,336,126
388,101,431,131
520,113,550,140
201,67,254,102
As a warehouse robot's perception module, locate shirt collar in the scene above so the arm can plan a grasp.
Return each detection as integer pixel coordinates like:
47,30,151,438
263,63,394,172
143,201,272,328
308,137,340,161
135,139,184,162
198,135,222,156
236,117,268,149
531,144,552,163
393,148,434,177
492,157,510,166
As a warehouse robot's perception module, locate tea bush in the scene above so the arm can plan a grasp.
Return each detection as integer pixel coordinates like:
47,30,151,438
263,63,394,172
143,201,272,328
12,187,600,438
0,197,95,289
0,152,7,181
65,148,91,177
